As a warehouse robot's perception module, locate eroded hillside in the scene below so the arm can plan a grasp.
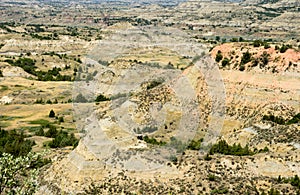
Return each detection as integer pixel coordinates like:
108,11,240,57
0,0,299,194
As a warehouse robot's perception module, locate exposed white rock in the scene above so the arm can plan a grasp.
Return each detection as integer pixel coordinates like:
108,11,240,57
0,96,12,104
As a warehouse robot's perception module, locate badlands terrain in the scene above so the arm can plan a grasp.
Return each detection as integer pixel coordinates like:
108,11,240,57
0,0,299,194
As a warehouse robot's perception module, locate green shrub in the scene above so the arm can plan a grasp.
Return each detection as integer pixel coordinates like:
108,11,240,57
264,42,271,49
45,125,58,138
286,113,300,125
48,131,78,148
5,57,36,75
46,99,52,104
187,138,203,150
279,44,292,53
290,175,300,189
209,140,254,156
204,154,212,161
35,128,45,136
253,40,262,47
221,58,230,67
215,50,223,62
95,94,110,102
143,136,166,146
58,116,64,123
146,80,163,90
134,126,158,134
240,50,252,65
230,37,238,42
169,155,178,164
259,146,269,153
0,129,35,157
208,174,217,181
239,65,245,71
260,51,270,66
277,175,300,190
262,115,285,125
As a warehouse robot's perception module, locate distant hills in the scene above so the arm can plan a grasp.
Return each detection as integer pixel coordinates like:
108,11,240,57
36,0,187,6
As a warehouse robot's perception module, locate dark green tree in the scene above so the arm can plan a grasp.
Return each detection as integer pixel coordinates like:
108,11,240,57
45,125,58,138
221,58,230,67
215,50,223,62
260,51,270,67
253,40,262,47
49,109,55,118
240,50,252,65
95,94,110,102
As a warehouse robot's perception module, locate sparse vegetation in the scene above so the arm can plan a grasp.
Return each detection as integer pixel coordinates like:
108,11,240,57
143,135,166,146
263,113,300,125
211,187,229,194
134,126,158,134
277,175,300,190
29,31,60,40
4,58,72,81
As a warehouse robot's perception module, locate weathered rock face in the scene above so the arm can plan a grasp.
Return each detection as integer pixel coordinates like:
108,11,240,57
2,65,33,78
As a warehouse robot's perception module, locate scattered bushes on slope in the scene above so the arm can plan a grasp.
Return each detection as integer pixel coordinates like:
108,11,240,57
263,113,300,125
